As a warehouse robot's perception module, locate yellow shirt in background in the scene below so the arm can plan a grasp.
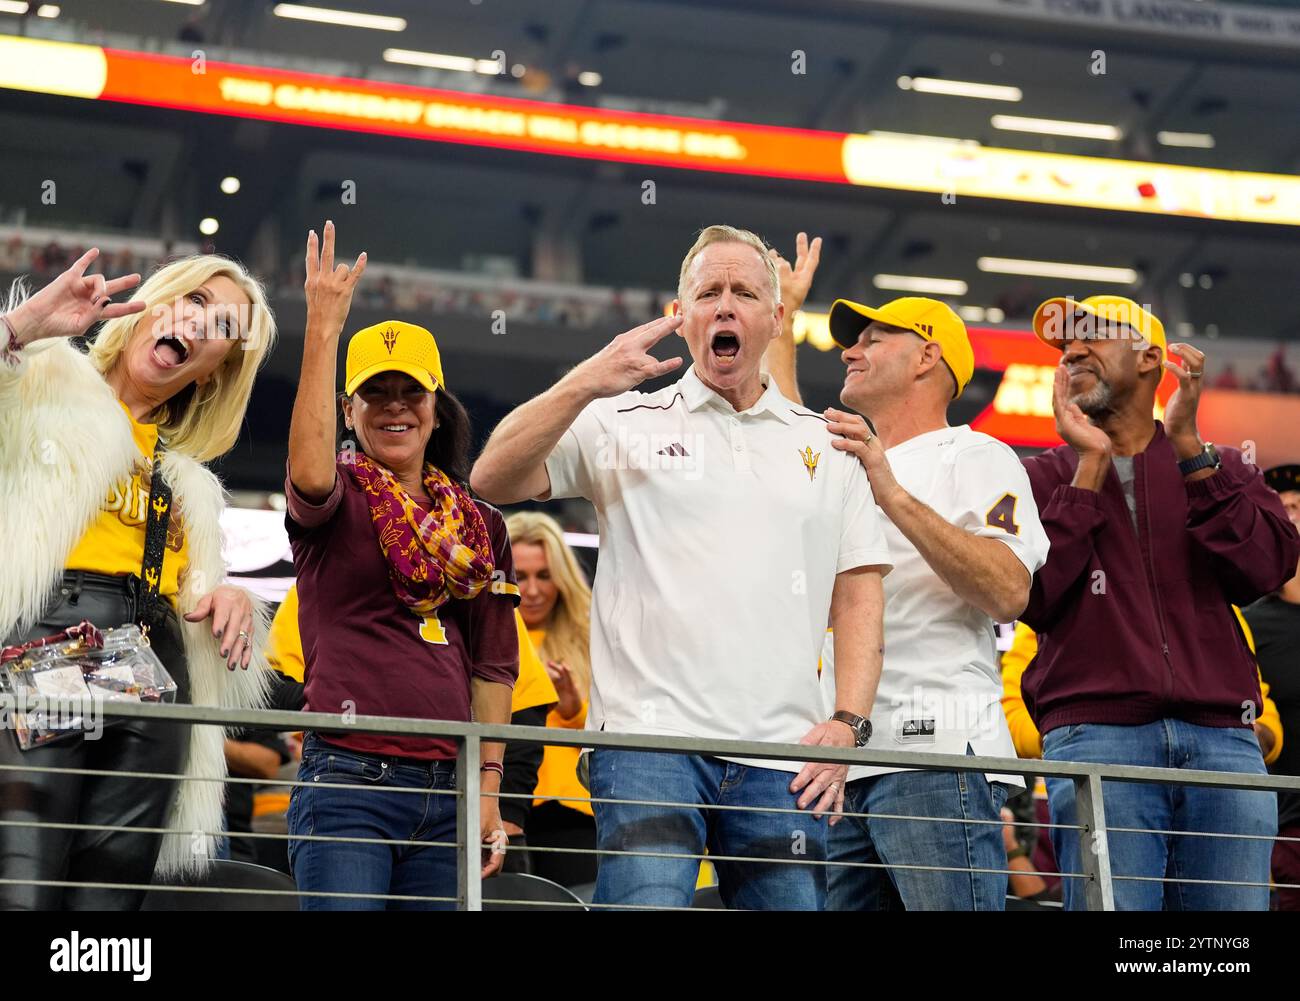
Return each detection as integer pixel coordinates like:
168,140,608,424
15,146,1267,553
513,616,558,713
529,627,594,817
1001,612,1284,765
266,584,306,683
65,401,187,607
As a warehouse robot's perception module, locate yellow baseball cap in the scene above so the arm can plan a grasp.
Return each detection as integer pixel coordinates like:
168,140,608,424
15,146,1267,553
1032,295,1166,355
345,320,446,397
829,296,974,399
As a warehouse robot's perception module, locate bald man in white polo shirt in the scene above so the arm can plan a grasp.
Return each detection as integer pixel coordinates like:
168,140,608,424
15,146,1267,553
766,275,1049,910
472,225,891,910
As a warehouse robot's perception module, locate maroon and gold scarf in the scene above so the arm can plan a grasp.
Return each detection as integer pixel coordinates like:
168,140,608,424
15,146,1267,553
343,451,495,614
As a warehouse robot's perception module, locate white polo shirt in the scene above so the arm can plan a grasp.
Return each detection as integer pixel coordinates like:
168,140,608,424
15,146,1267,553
545,365,892,771
821,424,1049,784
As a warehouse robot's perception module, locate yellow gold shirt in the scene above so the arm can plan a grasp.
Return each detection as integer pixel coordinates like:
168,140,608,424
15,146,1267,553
65,401,188,606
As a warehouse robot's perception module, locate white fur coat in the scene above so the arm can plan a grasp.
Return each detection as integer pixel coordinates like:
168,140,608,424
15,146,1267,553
0,337,272,877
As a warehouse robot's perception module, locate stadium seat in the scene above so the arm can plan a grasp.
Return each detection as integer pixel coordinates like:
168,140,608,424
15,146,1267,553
142,860,299,911
483,873,588,911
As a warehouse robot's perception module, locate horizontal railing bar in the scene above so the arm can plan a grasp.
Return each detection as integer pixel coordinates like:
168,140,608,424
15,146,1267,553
0,877,455,904
0,819,460,851
15,699,1293,794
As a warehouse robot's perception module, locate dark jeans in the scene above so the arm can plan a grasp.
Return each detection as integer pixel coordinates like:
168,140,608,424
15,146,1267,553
827,756,1011,911
1043,720,1275,911
288,733,459,910
590,749,827,910
0,572,190,910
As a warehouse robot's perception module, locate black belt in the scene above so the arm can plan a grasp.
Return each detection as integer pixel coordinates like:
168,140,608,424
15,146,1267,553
58,571,174,628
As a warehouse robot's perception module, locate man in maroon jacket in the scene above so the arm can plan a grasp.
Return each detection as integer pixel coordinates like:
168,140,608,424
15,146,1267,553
1020,295,1300,910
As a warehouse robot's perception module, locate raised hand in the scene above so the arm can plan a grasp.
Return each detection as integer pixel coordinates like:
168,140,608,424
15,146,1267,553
571,314,685,399
1052,364,1111,458
5,247,146,346
1161,342,1207,457
544,660,583,721
304,221,366,339
768,232,822,314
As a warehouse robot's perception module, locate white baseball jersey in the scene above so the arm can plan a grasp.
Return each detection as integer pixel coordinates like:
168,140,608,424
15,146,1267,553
822,424,1049,783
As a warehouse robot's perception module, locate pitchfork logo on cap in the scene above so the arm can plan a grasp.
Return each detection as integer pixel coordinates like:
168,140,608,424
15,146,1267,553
381,326,399,354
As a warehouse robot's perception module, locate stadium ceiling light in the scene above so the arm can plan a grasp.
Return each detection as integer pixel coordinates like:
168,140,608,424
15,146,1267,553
1157,131,1216,149
868,130,981,147
991,115,1121,140
220,176,241,194
35,3,57,14
977,256,1139,284
898,76,1022,102
578,71,602,87
0,1,29,13
160,0,206,5
199,217,219,236
873,274,969,296
383,48,499,74
272,4,406,32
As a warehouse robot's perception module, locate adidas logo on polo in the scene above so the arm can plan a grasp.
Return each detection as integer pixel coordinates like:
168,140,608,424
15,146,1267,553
657,442,690,456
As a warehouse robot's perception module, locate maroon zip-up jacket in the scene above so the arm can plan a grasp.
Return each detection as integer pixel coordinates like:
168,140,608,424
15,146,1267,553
1020,422,1300,736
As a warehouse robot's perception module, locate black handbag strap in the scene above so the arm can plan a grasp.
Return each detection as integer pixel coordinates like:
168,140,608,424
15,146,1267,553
139,440,174,632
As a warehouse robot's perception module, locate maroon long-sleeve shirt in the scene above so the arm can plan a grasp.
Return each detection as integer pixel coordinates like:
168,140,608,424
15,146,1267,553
1021,422,1300,736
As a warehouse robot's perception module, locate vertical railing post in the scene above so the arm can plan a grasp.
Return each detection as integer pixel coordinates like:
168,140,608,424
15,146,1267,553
457,734,482,911
1074,770,1115,911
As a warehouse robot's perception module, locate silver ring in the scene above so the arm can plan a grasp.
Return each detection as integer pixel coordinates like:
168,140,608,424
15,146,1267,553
237,630,250,640
1189,371,1204,379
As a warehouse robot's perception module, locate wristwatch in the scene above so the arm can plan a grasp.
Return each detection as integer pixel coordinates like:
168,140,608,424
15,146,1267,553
1177,441,1221,478
830,711,872,747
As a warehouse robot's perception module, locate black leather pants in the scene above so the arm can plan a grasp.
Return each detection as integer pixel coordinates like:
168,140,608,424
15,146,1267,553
0,572,191,910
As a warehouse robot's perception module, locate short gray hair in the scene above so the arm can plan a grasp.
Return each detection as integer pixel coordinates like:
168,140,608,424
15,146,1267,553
677,224,781,305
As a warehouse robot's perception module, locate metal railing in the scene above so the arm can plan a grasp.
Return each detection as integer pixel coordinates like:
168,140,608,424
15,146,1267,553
2,699,1298,911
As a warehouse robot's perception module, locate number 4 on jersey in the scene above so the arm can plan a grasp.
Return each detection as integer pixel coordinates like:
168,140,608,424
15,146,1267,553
985,493,1021,536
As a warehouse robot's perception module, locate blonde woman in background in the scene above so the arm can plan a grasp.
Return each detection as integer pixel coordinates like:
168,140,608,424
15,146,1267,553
506,511,597,887
0,249,278,909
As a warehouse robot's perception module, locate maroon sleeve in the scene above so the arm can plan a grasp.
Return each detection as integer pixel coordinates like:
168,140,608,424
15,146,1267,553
285,460,345,529
1020,452,1109,632
1185,450,1300,607
465,504,520,687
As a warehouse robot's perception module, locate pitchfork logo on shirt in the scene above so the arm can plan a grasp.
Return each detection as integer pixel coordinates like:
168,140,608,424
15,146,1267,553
798,446,821,483
381,326,399,354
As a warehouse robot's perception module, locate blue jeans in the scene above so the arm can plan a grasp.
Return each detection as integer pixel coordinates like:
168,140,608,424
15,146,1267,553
287,734,459,910
590,750,827,910
1042,720,1276,911
827,756,1010,911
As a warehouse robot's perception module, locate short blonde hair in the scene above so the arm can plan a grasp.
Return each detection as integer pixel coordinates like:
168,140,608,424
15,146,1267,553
88,256,277,463
505,511,593,700
677,224,780,306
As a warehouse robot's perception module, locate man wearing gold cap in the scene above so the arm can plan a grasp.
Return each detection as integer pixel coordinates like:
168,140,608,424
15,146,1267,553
1020,295,1300,910
767,267,1050,910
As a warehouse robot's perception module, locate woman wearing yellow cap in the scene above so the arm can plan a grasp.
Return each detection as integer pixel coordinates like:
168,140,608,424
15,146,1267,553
284,222,520,910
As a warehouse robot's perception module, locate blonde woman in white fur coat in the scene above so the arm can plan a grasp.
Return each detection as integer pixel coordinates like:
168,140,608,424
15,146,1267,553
0,248,276,909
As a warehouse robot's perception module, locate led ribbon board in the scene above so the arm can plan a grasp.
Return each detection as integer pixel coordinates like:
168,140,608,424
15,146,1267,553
1,34,1299,225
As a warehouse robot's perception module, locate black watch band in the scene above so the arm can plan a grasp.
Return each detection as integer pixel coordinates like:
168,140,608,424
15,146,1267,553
1177,442,1221,478
831,711,872,747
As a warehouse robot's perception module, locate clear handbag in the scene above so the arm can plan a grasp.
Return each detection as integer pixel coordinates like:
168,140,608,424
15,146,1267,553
0,620,178,749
